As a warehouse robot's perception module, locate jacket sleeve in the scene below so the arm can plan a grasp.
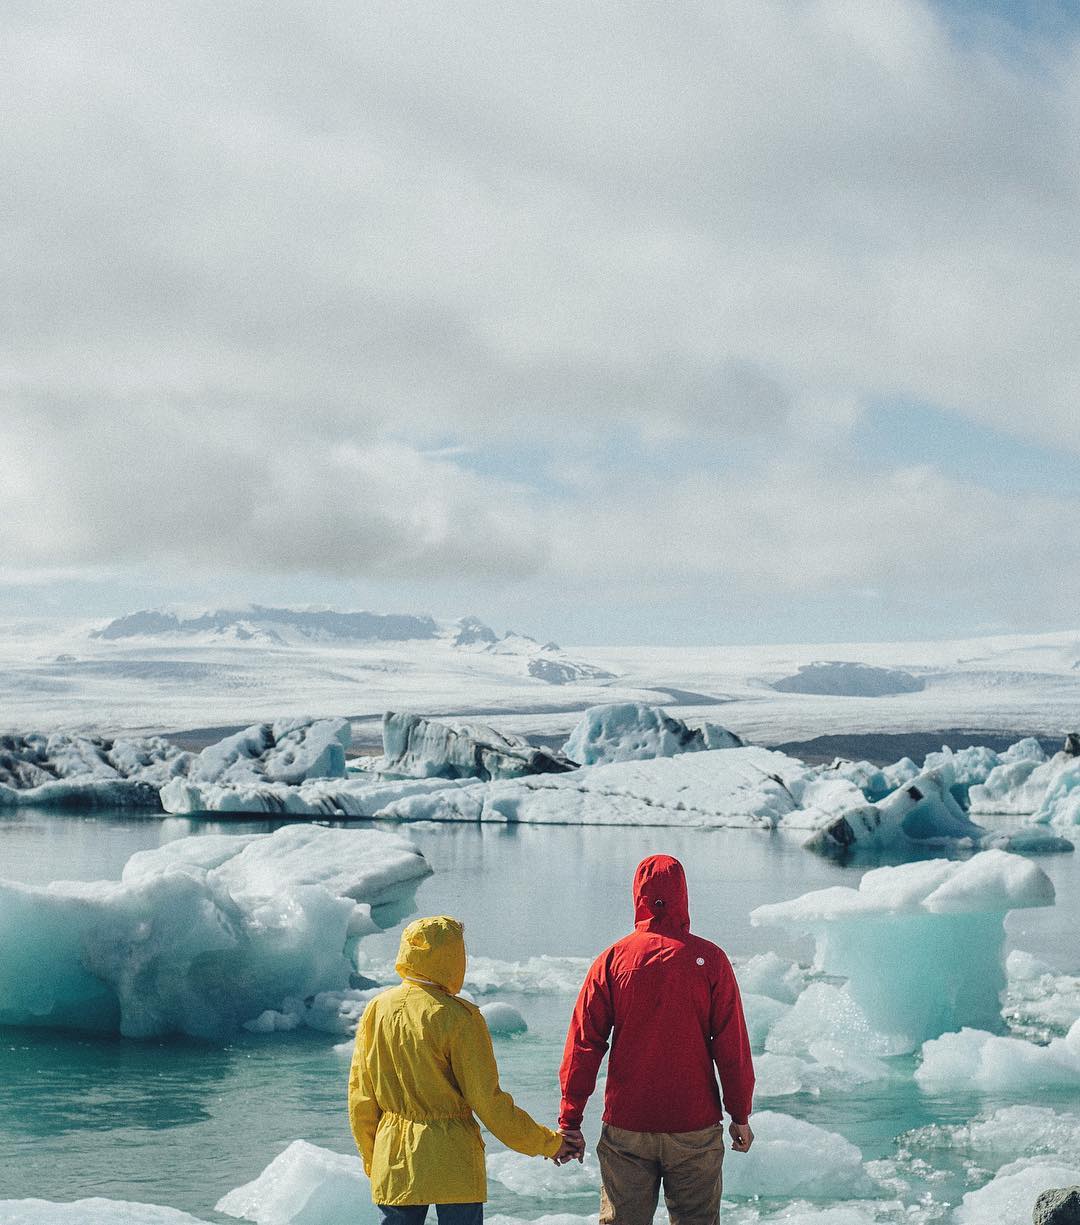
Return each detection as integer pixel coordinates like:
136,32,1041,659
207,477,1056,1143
451,1008,562,1158
709,954,755,1125
558,953,614,1130
347,1001,382,1175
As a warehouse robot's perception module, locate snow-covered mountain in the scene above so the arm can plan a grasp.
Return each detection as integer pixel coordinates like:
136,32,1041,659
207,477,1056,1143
92,606,440,645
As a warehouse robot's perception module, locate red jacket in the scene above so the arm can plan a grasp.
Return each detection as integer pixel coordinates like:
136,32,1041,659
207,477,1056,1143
559,855,754,1132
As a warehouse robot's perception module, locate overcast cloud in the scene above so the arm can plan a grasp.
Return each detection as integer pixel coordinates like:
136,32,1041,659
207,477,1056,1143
3,0,1080,642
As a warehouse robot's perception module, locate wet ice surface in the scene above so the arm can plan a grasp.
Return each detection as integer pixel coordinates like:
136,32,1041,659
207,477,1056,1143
2,811,1080,1222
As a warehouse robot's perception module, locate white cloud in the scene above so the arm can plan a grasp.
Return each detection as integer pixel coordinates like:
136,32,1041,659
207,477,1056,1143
3,0,1080,636
0,410,545,581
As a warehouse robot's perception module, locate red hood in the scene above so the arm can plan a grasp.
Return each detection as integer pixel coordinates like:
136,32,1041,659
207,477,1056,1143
633,854,690,933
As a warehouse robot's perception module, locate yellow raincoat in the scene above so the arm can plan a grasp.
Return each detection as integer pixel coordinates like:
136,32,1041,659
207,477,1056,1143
349,915,562,1205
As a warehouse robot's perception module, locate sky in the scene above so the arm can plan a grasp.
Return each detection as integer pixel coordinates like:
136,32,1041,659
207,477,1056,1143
3,0,1080,646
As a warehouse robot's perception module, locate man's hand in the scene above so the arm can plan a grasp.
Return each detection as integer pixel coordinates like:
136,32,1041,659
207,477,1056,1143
729,1122,754,1153
551,1128,585,1164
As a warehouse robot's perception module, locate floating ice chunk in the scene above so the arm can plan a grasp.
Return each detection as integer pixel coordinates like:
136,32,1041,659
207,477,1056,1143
980,826,1074,855
0,731,191,809
377,747,828,829
480,1002,528,1035
0,1200,212,1223
1032,757,1080,827
733,952,806,1004
562,703,742,767
487,1149,600,1197
722,1111,877,1199
379,712,575,781
190,717,350,786
1004,950,1080,1039
954,1159,1080,1225
801,766,987,857
0,826,430,1038
216,1139,378,1225
971,750,1075,817
916,1019,1080,1092
752,852,1054,1052
742,994,792,1050
922,743,1019,805
492,1113,879,1201
900,1105,1080,1167
355,952,591,997
160,774,470,817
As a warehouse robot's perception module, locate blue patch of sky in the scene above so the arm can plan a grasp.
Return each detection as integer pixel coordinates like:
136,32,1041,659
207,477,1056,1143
934,0,1080,64
853,400,1080,498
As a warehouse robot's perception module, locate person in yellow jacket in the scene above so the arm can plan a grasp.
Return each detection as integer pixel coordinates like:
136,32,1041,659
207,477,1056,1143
349,914,582,1225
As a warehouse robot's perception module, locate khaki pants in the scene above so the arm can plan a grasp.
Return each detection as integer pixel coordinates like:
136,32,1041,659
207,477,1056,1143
597,1123,725,1225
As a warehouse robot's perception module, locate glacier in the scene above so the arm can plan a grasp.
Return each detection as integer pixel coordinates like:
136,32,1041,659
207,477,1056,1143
0,825,430,1038
752,851,1056,1053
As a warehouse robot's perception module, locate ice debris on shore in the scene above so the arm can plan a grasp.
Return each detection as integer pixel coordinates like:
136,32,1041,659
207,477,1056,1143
0,825,430,1038
562,702,742,766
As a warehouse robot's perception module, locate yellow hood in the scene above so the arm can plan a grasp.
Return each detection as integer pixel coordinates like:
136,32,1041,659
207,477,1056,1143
395,915,466,995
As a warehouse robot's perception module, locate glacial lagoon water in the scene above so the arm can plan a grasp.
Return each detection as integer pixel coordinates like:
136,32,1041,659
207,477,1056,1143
2,808,1080,1221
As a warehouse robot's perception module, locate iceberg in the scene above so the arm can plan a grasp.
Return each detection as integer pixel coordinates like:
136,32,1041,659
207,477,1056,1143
0,825,431,1038
801,765,988,857
216,1139,379,1225
0,731,191,809
562,702,742,766
375,746,863,829
970,740,1077,818
185,717,351,786
378,712,576,781
752,851,1055,1053
160,773,471,817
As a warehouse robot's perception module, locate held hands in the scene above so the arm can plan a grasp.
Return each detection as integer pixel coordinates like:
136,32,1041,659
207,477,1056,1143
729,1122,754,1153
550,1127,586,1165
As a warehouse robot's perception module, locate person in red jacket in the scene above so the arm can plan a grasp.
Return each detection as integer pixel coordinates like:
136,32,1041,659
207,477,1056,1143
558,854,754,1225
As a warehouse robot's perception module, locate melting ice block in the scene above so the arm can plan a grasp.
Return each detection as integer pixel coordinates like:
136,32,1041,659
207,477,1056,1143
562,702,742,766
751,851,1055,1052
0,826,431,1038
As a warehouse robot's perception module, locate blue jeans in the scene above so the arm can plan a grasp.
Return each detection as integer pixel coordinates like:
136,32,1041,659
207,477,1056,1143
378,1204,483,1225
